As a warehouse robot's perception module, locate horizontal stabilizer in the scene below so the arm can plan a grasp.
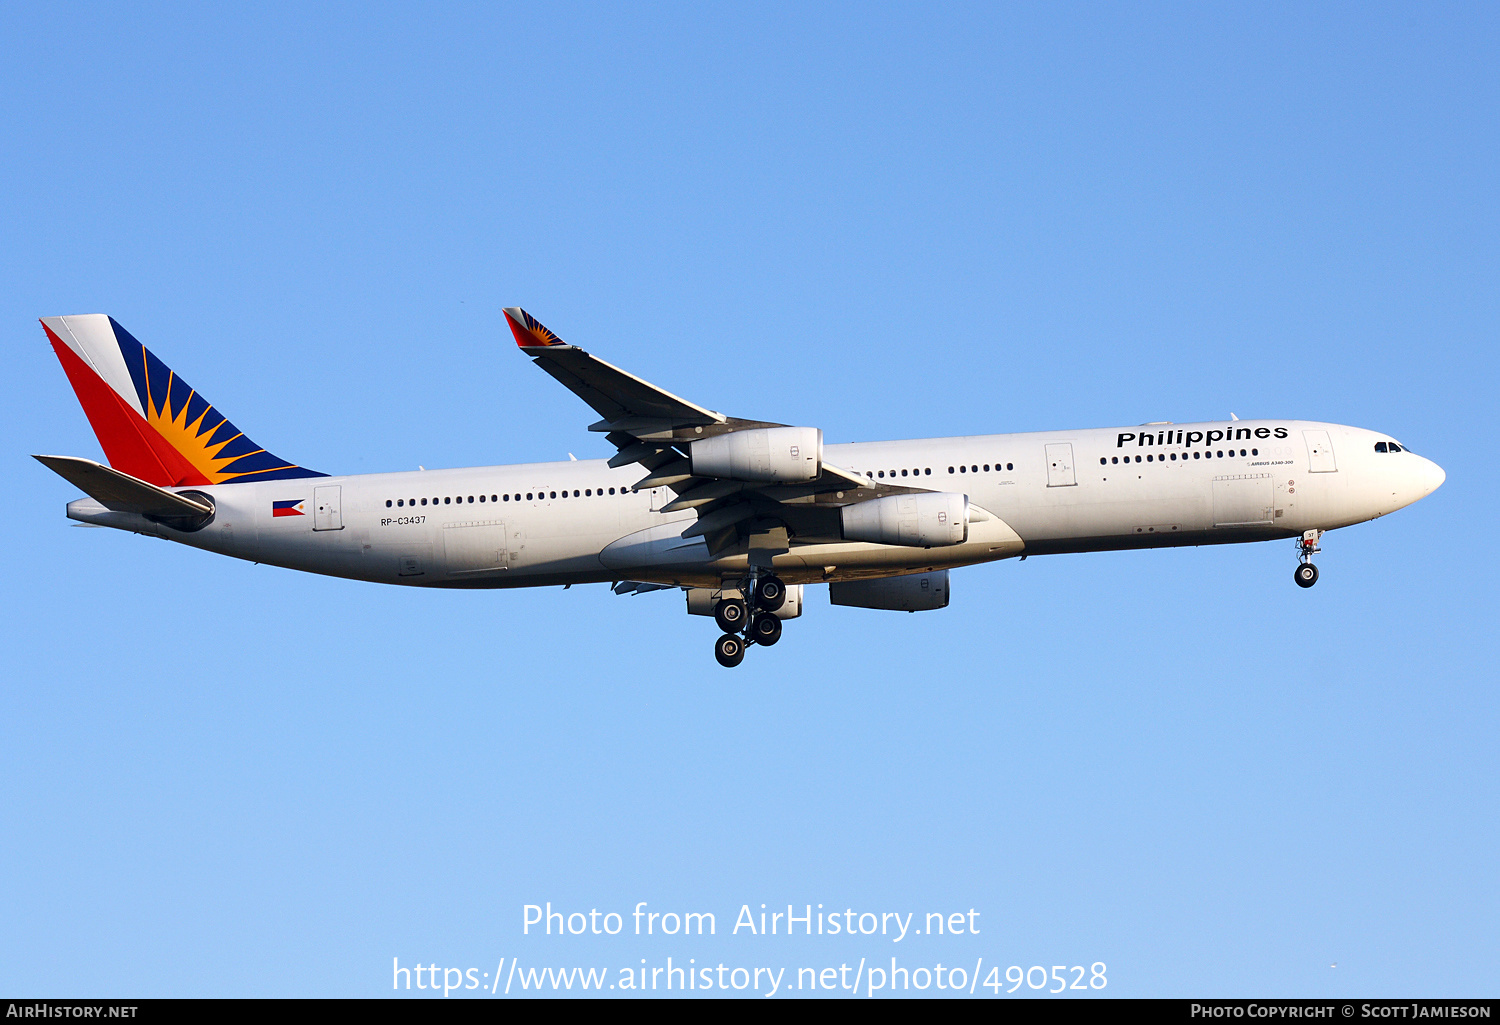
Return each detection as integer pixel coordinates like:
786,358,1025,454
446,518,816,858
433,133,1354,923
34,455,213,517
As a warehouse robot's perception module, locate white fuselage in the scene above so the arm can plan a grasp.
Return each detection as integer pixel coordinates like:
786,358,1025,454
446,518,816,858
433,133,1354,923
65,419,1444,589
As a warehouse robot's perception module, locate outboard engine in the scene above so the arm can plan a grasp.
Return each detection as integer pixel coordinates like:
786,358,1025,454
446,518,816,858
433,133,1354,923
690,427,822,482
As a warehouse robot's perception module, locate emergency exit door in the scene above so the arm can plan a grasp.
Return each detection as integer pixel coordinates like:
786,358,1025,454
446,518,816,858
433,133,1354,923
1045,443,1076,487
313,485,343,530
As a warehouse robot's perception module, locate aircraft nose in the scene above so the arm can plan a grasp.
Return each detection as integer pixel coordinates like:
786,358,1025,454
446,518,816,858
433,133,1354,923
1417,456,1445,496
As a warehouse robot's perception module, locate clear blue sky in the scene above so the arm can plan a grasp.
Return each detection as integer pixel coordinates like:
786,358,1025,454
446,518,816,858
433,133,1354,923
2,2,1495,998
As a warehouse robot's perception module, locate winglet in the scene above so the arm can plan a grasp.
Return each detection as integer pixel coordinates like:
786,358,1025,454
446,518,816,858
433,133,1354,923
503,307,570,350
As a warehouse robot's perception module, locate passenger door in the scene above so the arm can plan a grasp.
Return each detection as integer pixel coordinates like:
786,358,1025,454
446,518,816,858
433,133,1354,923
1045,443,1076,487
1304,430,1338,473
313,485,343,531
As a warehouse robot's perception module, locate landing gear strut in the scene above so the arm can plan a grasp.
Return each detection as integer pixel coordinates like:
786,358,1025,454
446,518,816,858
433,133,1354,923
1294,530,1322,588
711,571,788,667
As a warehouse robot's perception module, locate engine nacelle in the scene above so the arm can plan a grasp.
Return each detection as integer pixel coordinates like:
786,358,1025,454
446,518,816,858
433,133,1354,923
686,584,803,620
840,492,967,547
690,427,822,483
829,571,949,612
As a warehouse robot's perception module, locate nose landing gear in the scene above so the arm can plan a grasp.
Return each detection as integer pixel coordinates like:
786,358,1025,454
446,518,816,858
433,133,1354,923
711,571,787,667
1294,530,1322,588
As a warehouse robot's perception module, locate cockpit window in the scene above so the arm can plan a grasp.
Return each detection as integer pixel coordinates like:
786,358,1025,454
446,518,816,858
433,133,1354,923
1374,442,1388,453
1390,442,1403,452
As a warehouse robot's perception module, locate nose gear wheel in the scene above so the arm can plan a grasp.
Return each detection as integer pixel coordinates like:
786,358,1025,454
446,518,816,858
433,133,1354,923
1294,530,1322,588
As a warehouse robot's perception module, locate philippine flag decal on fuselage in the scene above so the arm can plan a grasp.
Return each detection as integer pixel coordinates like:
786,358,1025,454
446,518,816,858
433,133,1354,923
273,499,307,517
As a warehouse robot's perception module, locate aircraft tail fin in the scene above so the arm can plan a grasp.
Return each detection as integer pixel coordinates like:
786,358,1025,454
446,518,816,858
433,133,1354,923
40,315,326,487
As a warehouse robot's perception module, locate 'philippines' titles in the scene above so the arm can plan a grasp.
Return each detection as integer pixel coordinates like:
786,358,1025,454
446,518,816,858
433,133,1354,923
1118,426,1290,449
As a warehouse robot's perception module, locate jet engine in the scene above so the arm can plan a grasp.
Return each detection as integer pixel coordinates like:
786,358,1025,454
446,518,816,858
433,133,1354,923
840,492,967,547
690,427,822,482
829,571,950,612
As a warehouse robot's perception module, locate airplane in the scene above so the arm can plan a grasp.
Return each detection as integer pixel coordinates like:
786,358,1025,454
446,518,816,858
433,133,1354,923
35,310,1445,667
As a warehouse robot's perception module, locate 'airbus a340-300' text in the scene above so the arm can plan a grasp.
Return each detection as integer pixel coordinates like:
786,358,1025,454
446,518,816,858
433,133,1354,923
35,310,1444,666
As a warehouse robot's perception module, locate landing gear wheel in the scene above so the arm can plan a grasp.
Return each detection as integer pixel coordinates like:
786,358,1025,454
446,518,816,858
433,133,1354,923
750,612,783,646
754,575,787,612
713,598,748,633
714,633,746,668
1295,563,1319,588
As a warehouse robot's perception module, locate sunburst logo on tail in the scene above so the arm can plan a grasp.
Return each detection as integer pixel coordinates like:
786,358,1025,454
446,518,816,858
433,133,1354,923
127,339,307,484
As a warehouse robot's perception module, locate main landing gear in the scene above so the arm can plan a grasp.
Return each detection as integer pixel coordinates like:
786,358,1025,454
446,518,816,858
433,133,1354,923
713,571,787,668
1294,530,1323,588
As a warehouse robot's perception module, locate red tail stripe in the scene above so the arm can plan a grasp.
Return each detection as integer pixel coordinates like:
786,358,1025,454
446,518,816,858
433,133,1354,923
44,321,210,487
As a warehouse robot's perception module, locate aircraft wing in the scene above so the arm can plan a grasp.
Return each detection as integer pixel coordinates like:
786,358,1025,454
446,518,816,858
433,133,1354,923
504,307,926,555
